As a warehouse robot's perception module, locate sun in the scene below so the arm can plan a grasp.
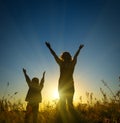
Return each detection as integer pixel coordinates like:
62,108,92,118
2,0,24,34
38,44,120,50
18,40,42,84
52,90,59,99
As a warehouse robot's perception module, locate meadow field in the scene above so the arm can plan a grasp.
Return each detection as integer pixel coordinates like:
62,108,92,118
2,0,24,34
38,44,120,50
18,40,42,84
0,80,120,123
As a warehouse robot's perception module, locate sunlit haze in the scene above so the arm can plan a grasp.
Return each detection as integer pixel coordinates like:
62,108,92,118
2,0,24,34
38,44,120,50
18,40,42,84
0,0,120,104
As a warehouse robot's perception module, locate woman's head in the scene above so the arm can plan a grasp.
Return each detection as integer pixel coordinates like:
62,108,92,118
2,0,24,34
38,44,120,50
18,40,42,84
60,52,72,62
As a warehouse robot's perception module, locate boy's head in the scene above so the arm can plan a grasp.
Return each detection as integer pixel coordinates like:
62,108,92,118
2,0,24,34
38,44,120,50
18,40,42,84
60,52,72,62
32,77,39,85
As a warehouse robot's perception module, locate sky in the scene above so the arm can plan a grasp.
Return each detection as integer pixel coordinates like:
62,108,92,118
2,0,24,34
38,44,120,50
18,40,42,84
0,0,120,103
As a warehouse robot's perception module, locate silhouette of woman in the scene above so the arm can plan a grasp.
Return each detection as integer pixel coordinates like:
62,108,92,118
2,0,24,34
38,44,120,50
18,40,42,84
45,42,84,111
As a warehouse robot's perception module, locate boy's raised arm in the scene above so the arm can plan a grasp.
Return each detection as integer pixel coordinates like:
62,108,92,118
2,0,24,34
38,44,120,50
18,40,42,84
39,71,46,89
45,42,61,64
23,68,31,86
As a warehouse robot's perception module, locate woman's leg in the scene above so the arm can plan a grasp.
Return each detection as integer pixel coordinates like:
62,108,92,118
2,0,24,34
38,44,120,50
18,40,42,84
67,93,74,112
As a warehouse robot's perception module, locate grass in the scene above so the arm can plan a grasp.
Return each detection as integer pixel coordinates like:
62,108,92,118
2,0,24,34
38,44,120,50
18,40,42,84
0,79,120,123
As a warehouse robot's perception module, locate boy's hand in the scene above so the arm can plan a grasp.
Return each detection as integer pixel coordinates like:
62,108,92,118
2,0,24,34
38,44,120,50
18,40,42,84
79,44,84,49
23,68,26,74
45,42,51,49
40,71,46,84
43,71,46,78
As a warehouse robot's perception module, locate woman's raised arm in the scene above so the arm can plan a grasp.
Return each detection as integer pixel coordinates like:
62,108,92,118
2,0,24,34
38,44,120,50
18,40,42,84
45,42,61,64
73,44,84,64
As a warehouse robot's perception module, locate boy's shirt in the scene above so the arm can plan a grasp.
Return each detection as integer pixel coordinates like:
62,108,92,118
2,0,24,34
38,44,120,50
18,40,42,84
25,74,43,103
26,84,42,103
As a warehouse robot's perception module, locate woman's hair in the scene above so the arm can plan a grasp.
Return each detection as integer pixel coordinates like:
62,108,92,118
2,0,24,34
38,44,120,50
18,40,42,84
60,52,72,62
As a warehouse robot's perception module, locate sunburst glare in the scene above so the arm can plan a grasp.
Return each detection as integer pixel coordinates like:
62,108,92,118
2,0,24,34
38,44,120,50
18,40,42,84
52,89,59,99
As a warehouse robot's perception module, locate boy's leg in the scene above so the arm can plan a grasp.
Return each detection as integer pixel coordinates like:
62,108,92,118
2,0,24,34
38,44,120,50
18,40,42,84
32,103,39,123
24,103,32,123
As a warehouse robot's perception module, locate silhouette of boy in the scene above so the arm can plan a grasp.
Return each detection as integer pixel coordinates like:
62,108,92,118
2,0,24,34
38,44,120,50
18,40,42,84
23,68,45,123
45,42,84,112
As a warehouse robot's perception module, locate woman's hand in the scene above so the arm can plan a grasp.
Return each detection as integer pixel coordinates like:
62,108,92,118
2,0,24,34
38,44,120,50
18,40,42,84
45,42,51,49
23,68,26,74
